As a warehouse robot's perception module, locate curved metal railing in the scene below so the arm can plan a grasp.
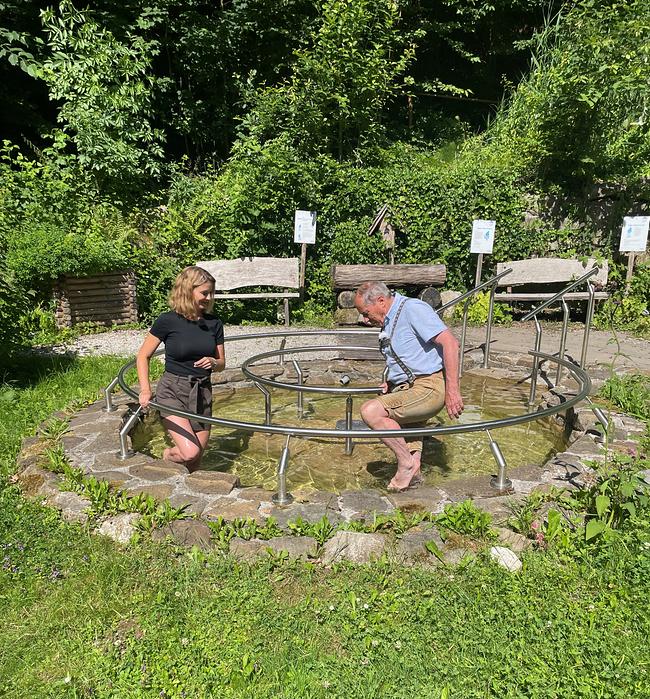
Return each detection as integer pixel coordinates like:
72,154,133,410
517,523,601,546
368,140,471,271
109,324,594,502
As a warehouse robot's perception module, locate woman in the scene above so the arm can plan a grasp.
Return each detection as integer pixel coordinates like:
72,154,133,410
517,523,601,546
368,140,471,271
136,266,225,471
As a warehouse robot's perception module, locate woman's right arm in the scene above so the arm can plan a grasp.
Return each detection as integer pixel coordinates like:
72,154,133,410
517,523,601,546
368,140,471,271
136,333,162,408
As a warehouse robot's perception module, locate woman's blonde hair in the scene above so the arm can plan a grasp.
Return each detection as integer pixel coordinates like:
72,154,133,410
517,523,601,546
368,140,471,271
169,266,216,318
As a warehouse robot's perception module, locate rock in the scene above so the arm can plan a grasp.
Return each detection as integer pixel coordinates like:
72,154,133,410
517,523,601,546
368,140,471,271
49,491,92,524
442,548,475,566
167,494,208,516
124,484,174,500
202,498,265,523
334,308,363,326
489,546,522,572
268,502,343,530
128,462,189,480
494,527,532,553
15,463,60,498
185,470,239,495
338,489,394,521
229,538,266,561
386,485,448,514
96,513,140,544
321,531,389,565
234,486,275,503
263,536,318,560
439,291,462,319
91,471,130,489
394,525,445,564
151,520,213,549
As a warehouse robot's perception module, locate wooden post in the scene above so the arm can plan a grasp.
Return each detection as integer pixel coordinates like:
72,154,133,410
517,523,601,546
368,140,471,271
299,242,307,301
474,254,483,288
625,252,636,293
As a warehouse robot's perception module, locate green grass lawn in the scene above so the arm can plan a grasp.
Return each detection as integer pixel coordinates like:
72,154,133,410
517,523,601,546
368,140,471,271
1,354,649,698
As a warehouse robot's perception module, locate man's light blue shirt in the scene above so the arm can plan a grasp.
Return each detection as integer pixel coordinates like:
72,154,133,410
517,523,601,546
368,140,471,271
381,292,447,384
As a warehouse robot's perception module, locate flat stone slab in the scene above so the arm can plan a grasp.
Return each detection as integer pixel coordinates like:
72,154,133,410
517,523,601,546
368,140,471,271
91,471,131,488
202,498,265,523
124,483,174,500
168,493,208,516
235,486,275,502
386,486,447,513
338,489,394,520
185,470,239,495
128,462,189,480
15,463,60,499
321,531,389,565
268,502,343,530
151,520,213,549
495,527,532,553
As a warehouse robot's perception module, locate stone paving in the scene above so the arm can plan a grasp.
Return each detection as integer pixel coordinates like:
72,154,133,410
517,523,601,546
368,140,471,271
13,347,648,568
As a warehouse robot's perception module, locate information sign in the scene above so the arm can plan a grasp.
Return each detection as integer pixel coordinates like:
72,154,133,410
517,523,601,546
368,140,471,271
294,210,317,244
470,220,496,254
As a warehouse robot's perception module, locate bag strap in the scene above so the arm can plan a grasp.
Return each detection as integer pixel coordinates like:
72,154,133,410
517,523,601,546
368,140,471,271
381,298,416,385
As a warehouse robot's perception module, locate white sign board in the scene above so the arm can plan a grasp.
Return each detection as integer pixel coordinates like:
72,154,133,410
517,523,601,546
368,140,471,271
470,219,496,254
294,210,317,244
619,216,650,252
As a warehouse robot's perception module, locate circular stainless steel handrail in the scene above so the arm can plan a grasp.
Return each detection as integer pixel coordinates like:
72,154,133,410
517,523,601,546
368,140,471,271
115,329,591,440
241,345,384,395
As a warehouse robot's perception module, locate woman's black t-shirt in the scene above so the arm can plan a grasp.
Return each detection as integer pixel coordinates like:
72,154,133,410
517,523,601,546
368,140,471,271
150,311,224,378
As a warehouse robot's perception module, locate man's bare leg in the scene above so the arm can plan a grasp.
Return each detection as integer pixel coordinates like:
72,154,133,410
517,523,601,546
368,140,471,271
360,399,419,489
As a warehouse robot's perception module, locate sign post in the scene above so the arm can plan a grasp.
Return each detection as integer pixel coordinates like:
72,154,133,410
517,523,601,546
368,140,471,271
294,210,317,299
619,216,649,292
470,220,496,287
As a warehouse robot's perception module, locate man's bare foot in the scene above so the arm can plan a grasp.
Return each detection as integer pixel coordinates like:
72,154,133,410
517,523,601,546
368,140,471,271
387,456,421,492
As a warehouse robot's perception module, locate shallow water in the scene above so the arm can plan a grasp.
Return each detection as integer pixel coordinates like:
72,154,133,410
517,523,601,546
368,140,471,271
132,373,566,493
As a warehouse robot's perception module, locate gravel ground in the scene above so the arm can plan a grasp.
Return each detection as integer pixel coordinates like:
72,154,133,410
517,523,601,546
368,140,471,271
64,325,380,367
49,322,650,373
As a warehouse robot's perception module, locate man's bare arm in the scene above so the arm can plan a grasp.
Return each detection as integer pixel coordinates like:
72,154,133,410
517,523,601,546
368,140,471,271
433,329,464,419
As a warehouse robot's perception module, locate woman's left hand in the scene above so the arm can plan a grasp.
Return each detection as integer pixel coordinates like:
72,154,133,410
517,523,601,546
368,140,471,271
193,356,216,370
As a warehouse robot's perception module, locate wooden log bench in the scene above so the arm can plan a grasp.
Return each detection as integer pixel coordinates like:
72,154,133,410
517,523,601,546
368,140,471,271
197,256,302,327
495,257,609,309
331,263,447,324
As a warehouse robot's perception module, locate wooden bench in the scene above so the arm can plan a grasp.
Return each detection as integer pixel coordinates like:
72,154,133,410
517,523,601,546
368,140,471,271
495,257,609,306
331,263,447,324
196,257,302,327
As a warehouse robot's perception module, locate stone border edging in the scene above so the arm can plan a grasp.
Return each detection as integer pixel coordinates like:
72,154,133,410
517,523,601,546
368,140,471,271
12,352,648,568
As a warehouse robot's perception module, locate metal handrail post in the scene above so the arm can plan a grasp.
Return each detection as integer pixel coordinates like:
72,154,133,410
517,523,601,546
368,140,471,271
580,282,595,369
117,406,143,460
459,296,472,378
344,395,353,456
279,338,286,367
254,382,272,425
483,283,497,368
487,429,512,491
556,299,570,386
291,359,304,417
103,376,119,413
528,316,543,407
272,436,293,505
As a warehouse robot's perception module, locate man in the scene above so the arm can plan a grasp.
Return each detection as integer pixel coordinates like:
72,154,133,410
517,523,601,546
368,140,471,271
354,281,464,491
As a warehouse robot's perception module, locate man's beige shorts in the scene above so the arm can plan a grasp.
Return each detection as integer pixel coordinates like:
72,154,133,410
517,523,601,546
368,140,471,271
377,372,445,453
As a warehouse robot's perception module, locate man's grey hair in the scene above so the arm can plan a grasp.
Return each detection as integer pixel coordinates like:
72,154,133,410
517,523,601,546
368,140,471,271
355,281,392,304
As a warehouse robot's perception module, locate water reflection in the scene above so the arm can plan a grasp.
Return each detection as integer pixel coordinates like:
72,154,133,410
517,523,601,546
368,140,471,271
132,374,566,493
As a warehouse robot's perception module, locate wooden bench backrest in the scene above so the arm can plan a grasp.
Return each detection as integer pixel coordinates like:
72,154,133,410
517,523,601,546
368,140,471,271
196,257,301,290
496,258,608,287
